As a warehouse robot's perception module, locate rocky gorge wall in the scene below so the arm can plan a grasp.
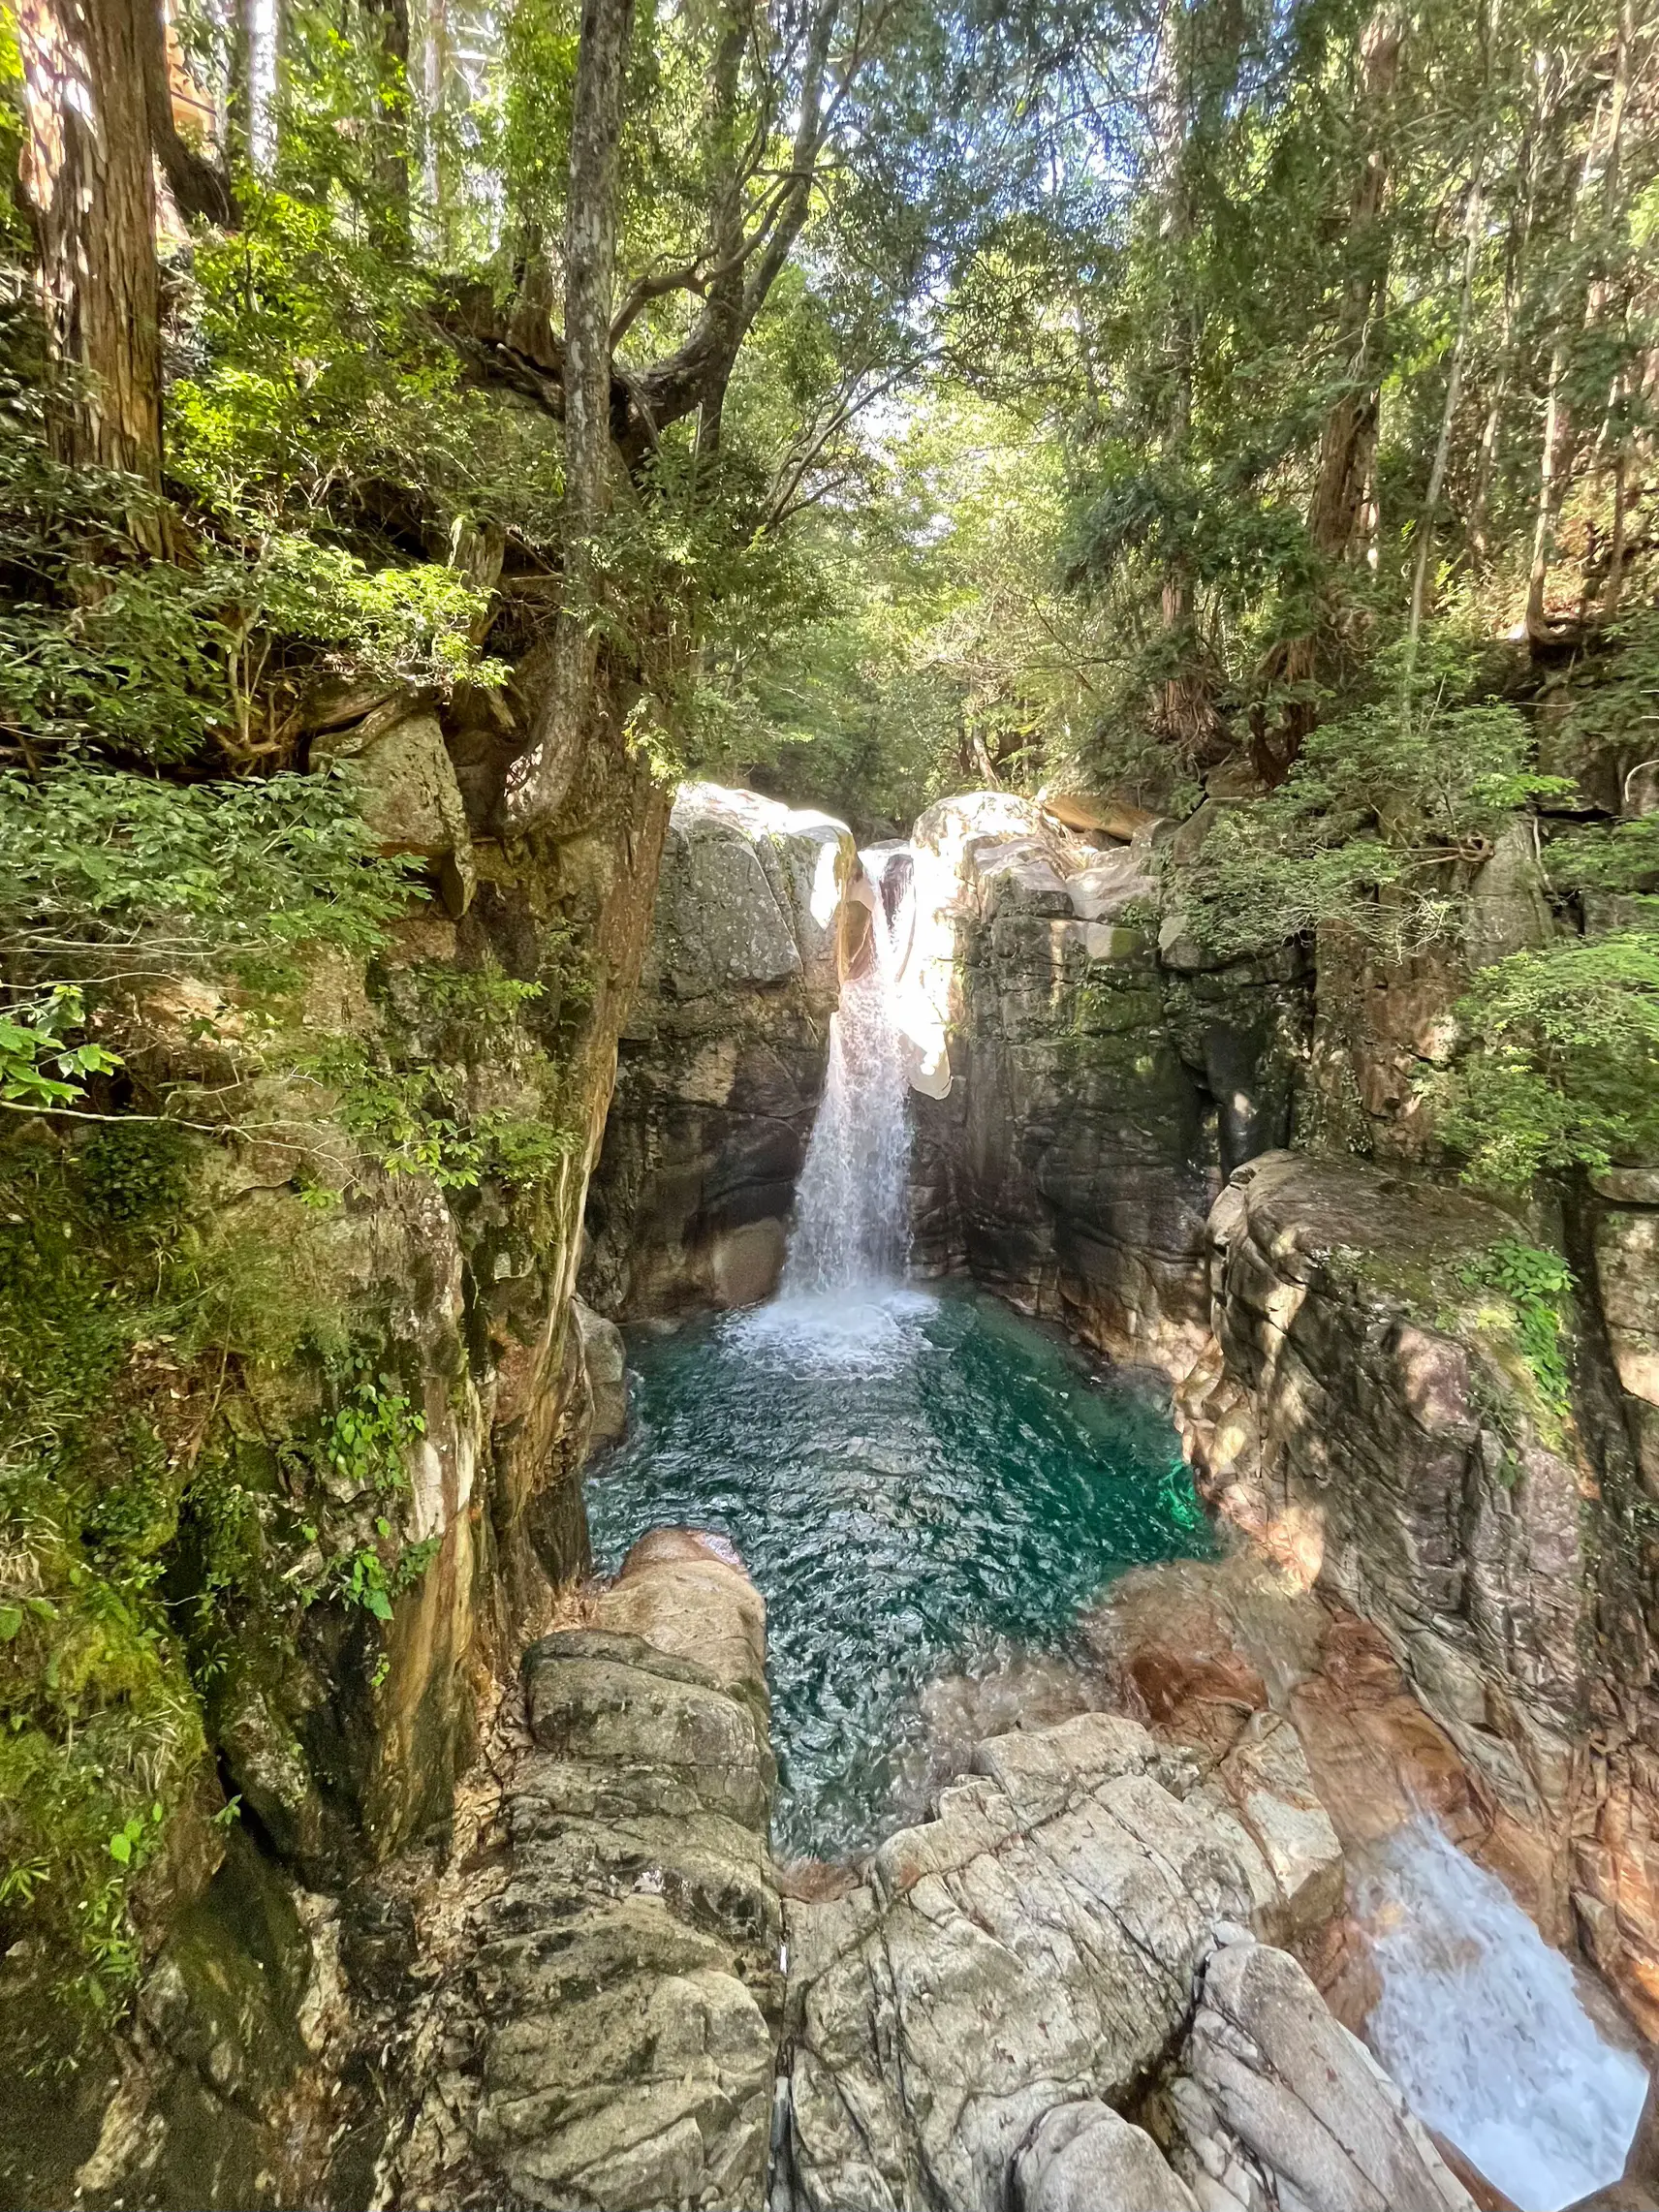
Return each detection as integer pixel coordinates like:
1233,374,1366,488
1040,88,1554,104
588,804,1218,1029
895,788,1659,2053
582,784,855,1318
0,656,668,2207
902,791,1306,1372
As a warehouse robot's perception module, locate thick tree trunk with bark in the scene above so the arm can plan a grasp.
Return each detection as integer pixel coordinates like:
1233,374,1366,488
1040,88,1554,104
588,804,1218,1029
1306,9,1403,568
1252,8,1401,781
17,0,164,486
504,0,635,831
140,0,236,225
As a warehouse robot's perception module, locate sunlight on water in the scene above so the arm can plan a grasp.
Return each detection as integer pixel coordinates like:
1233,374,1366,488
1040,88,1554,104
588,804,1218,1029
585,1285,1210,1859
1361,1816,1647,2210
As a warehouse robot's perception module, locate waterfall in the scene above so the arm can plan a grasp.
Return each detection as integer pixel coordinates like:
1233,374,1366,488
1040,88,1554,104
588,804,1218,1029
1361,1816,1647,2210
780,852,914,1298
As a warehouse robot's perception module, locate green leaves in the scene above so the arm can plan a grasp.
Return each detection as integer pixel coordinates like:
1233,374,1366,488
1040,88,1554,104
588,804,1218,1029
0,761,418,965
1431,931,1659,1190
0,989,121,1110
1173,633,1549,960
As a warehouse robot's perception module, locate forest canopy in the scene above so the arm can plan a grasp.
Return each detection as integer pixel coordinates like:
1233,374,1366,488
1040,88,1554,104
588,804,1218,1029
1,0,1656,1153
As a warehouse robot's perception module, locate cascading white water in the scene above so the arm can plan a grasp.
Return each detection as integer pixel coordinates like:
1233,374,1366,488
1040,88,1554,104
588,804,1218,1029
1361,1817,1647,2210
778,852,914,1297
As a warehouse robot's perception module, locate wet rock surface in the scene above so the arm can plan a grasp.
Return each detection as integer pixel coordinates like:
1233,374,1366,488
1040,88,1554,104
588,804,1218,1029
582,785,856,1319
902,792,1307,1371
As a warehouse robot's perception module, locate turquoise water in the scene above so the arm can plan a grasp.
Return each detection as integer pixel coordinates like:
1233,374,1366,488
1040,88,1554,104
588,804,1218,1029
584,1284,1211,1860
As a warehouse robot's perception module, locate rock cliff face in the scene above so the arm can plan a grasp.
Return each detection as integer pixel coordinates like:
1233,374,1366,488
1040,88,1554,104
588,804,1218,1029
1176,1148,1659,2038
903,794,1306,1370
0,674,669,2207
583,785,855,1317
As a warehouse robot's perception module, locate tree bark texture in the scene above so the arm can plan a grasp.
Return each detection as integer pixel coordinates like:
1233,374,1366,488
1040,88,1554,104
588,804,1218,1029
1306,8,1403,567
1252,7,1401,781
141,0,236,225
504,0,635,830
17,0,164,485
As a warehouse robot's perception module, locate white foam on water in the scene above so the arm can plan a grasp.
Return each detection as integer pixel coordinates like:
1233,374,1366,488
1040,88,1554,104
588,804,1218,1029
1361,1816,1647,2210
730,1287,936,1374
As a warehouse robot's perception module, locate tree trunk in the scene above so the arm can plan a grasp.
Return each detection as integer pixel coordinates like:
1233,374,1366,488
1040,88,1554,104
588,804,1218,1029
17,0,164,489
1254,8,1401,780
139,0,236,225
239,0,277,173
364,0,411,230
1306,8,1403,567
1526,7,1630,642
1409,176,1485,644
690,0,749,467
503,0,635,831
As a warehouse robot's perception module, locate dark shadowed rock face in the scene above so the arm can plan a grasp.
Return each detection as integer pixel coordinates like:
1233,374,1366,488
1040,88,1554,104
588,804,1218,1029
904,794,1308,1373
582,785,855,1318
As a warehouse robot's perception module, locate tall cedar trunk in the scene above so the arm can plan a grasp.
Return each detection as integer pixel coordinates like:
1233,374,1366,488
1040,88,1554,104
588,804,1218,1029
17,0,164,488
1305,9,1402,566
239,0,277,172
1408,176,1485,644
365,0,412,231
691,0,749,467
1252,8,1400,781
503,0,635,831
140,0,236,224
1526,8,1630,642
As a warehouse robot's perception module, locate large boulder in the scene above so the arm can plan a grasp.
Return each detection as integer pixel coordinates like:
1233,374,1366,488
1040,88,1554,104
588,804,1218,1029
1014,2102,1199,2212
1152,1935,1475,2212
777,1708,1342,2212
582,785,857,1317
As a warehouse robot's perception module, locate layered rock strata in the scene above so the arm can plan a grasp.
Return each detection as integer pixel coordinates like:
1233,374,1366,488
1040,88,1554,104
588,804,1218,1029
903,793,1307,1371
391,1531,783,2211
583,785,855,1316
1176,1146,1659,2039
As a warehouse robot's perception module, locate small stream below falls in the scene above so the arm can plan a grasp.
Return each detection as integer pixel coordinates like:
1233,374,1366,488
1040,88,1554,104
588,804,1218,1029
586,1285,1210,1860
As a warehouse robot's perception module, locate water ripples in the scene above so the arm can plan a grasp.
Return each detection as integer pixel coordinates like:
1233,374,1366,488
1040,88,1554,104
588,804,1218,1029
585,1284,1211,1860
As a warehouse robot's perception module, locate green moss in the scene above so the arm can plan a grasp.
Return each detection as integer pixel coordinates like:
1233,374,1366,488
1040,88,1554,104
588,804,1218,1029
1455,1236,1576,1444
0,1124,447,2030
